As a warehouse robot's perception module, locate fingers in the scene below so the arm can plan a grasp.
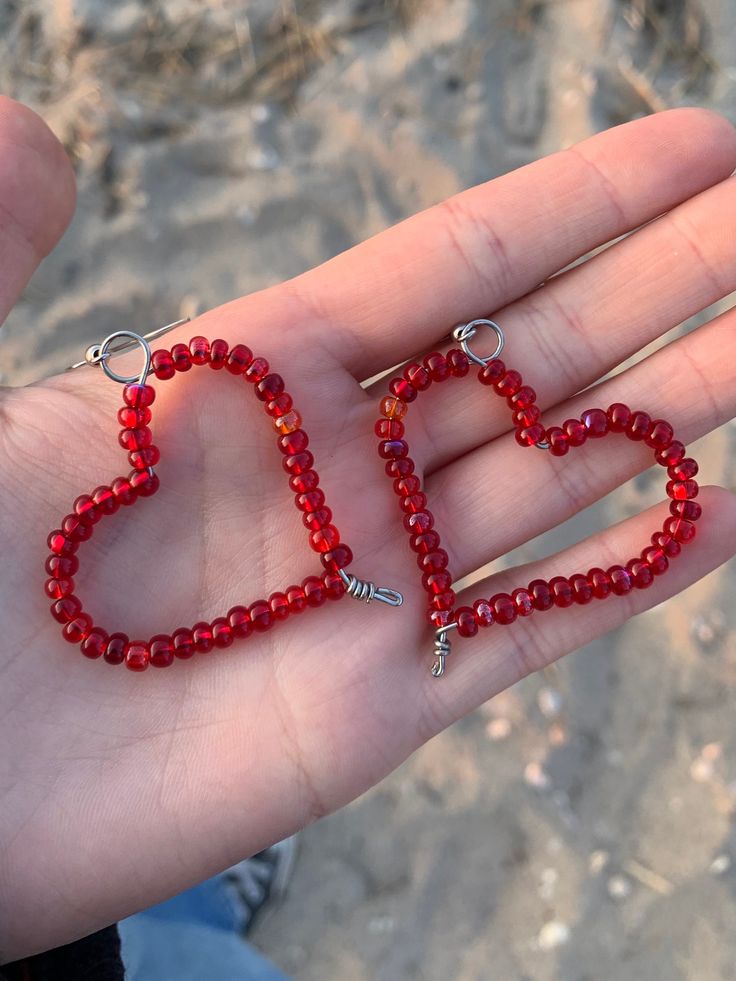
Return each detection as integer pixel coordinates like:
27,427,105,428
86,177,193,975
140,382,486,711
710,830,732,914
422,306,736,582
0,97,76,326
369,171,736,472
290,108,736,378
420,486,736,733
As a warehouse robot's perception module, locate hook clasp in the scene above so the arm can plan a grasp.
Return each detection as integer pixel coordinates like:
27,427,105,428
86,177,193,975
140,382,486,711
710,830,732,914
432,621,457,677
452,319,505,367
67,317,191,382
338,569,404,607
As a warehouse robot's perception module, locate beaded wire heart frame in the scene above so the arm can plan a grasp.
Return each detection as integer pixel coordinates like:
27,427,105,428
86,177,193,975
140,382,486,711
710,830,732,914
375,320,701,677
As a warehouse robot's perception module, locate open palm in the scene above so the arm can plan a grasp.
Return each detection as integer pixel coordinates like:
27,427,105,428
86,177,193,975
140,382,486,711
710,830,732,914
2,97,736,961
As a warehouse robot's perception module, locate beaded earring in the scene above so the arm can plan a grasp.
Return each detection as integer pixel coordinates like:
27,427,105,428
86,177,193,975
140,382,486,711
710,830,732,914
375,319,701,677
45,325,403,671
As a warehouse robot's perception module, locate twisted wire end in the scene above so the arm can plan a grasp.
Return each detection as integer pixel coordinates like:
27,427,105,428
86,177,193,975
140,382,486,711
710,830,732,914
432,623,456,678
338,569,404,607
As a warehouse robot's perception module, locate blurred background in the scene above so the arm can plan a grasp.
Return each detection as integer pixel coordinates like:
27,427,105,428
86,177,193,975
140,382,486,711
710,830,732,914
2,1,736,978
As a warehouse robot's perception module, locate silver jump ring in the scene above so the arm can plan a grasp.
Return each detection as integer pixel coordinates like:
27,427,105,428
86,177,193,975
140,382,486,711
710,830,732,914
97,331,152,386
452,318,505,367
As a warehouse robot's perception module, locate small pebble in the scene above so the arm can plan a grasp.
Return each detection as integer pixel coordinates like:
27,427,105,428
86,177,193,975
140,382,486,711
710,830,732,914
710,854,731,876
537,687,563,719
524,761,551,790
537,920,570,951
486,717,512,741
589,850,609,875
607,874,632,900
690,757,714,783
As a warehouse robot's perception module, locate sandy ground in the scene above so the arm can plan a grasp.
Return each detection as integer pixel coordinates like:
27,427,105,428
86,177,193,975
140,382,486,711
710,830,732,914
2,1,736,978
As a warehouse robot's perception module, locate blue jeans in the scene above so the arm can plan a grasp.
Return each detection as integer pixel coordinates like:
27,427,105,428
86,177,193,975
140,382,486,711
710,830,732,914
118,873,291,980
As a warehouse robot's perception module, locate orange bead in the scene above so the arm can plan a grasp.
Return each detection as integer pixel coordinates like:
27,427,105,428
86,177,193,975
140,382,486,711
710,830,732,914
380,396,407,420
273,410,302,435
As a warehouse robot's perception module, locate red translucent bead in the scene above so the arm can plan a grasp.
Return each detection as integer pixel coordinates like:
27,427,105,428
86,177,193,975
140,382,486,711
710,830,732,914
429,590,456,612
510,386,536,410
588,567,611,599
626,411,652,441
581,408,609,438
473,599,494,627
63,614,93,644
310,525,340,553
627,559,653,589
274,409,302,436
62,513,93,542
424,352,450,383
495,369,522,397
422,571,453,595
118,405,152,429
129,469,160,497
209,338,229,369
569,574,593,604
244,356,269,382
652,531,681,558
249,601,274,632
655,441,686,467
410,530,441,554
550,576,574,608
151,349,175,380
529,579,553,612
607,402,631,433
563,418,587,447
227,607,251,639
456,607,479,638
321,544,353,572
104,633,128,665
479,359,505,385
74,494,100,524
670,500,702,521
430,608,453,629
665,516,697,543
51,595,82,624
256,373,285,402
125,640,150,672
172,627,195,658
111,476,137,506
394,475,421,497
129,445,160,470
446,349,470,376
418,549,449,573
667,479,698,501
303,510,332,533
404,511,433,534
516,423,546,447
405,363,431,390
150,634,175,667
290,470,320,494
379,396,407,420
211,618,233,648
123,383,156,408
378,439,408,460
297,492,327,516
322,571,346,600
46,554,79,579
514,588,541,619
513,405,541,428
119,427,152,451
81,628,108,660
645,419,674,450
386,458,415,478
92,485,119,516
48,531,76,557
192,622,214,652
278,430,309,455
302,576,326,608
389,377,417,403
375,418,404,439
641,546,668,576
45,577,74,600
492,593,517,625
607,565,633,595
189,336,211,366
401,493,427,514
171,343,192,371
283,451,315,475
227,344,254,375
286,585,307,614
668,458,698,481
547,427,569,457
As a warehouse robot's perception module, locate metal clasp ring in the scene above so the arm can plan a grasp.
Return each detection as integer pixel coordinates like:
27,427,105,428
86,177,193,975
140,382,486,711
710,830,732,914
452,319,505,367
92,330,153,386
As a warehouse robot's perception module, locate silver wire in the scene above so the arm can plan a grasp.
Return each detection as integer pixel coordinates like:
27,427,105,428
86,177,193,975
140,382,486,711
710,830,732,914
67,318,190,373
452,318,505,366
338,569,404,607
431,621,458,677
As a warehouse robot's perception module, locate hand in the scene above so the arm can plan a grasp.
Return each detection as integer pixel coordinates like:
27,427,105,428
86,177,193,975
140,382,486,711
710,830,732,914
1,97,735,961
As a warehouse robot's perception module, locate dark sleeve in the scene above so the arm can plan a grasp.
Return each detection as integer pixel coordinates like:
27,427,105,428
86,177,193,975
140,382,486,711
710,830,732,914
1,925,124,981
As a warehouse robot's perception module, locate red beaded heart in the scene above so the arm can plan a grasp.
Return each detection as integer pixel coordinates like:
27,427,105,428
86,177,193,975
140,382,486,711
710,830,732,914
45,336,353,671
376,347,701,672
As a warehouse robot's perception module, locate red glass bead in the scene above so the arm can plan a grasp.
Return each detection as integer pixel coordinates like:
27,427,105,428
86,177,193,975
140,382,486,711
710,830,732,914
456,607,479,638
492,592,517,625
283,451,315,475
211,618,233,648
266,393,293,418
422,571,453,595
63,614,92,644
303,510,332,533
569,574,593,604
320,544,353,572
209,338,229,369
516,424,546,447
410,530,441,554
418,549,449,573
446,349,470,376
479,359,505,385
152,349,175,380
310,525,340,553
424,352,450,383
150,634,175,667
389,377,417,403
429,590,456,613
645,419,674,450
302,576,326,608
125,640,150,672
379,395,407,420
322,572,346,601
588,567,611,599
290,470,320,494
227,607,251,639
118,406,152,429
401,493,428,514
665,516,697,543
529,579,553,611
513,587,541,620
641,546,668,576
129,469,160,497
62,513,93,543
550,576,574,608
274,409,303,436
563,418,587,447
386,458,415,478
51,595,82,624
189,336,211,366
129,445,160,470
607,565,633,595
652,531,681,558
46,554,79,579
192,622,214,652
172,627,195,658
473,599,494,627
92,485,119,516
297,491,326,514
430,608,454,629
111,476,137,506
581,408,609,438
394,475,421,497
171,342,192,371
74,494,100,524
607,402,631,433
626,411,652,441
667,479,698,501
81,628,108,660
104,633,128,665
668,458,698,482
119,427,152,451
375,418,404,439
405,363,431,390
286,585,307,614
626,559,654,589
404,511,433,534
670,500,702,521
249,601,274,632
256,373,285,402
123,383,156,408
513,405,541,428
655,441,686,467
244,356,269,382
45,577,74,600
510,386,536,410
547,427,569,457
495,369,522,397
278,430,309,455
48,531,77,558
378,439,408,460
227,344,254,375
